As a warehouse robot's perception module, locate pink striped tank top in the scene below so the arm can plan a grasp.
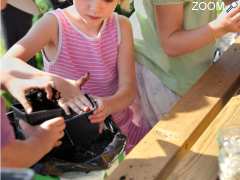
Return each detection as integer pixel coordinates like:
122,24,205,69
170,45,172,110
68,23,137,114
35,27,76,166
43,9,149,153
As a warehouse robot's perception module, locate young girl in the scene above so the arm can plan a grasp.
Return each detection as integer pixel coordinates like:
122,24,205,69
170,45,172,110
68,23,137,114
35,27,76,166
4,0,150,153
130,0,240,127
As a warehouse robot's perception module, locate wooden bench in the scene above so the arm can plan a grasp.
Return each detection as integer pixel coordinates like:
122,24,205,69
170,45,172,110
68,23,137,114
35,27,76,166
108,37,240,180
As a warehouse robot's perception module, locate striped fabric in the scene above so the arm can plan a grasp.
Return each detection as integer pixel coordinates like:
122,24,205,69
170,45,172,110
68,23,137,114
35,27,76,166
43,9,150,153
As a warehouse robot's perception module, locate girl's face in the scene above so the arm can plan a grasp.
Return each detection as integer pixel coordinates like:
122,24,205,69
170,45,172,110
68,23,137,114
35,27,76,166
73,0,118,24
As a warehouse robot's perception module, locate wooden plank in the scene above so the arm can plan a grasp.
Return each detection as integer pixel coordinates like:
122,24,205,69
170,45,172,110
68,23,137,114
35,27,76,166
166,95,240,180
108,37,240,180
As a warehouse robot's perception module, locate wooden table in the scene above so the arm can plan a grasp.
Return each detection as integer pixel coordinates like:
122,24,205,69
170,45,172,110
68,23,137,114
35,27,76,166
166,94,240,180
108,37,240,180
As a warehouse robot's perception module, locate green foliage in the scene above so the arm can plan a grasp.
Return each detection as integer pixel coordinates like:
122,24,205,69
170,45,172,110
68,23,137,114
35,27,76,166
32,0,53,24
34,0,53,15
0,39,6,57
0,90,14,109
35,52,44,70
32,0,53,70
115,2,134,17
216,0,224,14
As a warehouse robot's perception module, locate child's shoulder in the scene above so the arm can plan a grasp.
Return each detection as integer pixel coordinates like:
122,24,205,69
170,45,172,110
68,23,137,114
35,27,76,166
36,11,58,27
114,14,133,44
116,14,132,31
32,12,59,43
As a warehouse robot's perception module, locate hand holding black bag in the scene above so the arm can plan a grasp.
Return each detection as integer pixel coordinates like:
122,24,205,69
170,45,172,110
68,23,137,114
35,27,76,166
9,88,126,176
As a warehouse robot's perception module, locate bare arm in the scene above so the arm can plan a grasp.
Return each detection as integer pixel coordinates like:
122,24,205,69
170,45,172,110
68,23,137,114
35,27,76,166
103,16,136,113
7,0,40,15
155,4,240,57
90,16,137,123
4,13,58,62
1,117,65,168
0,0,7,10
0,57,91,114
1,137,51,168
3,14,93,114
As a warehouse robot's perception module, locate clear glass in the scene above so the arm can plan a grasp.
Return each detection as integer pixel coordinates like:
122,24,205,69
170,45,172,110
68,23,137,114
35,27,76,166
218,127,240,180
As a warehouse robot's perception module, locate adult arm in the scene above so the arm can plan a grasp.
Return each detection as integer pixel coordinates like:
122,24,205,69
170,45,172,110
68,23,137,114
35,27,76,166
1,117,65,168
0,57,91,114
7,0,40,15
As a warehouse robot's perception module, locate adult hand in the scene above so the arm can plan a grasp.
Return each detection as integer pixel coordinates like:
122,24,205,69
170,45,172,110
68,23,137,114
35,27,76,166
20,117,66,150
5,73,55,113
3,67,92,114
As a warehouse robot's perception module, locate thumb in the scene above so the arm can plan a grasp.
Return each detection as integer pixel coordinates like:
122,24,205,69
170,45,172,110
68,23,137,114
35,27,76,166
42,117,64,127
76,72,90,88
20,97,32,114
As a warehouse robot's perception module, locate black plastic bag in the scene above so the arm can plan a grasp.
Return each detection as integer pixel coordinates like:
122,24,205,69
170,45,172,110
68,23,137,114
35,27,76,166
10,88,126,176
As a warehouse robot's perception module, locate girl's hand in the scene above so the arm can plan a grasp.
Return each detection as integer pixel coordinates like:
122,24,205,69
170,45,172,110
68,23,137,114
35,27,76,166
89,97,111,124
209,5,240,38
54,72,93,115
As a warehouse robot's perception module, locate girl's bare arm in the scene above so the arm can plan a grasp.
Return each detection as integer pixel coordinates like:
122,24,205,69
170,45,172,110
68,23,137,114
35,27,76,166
89,16,137,124
4,13,58,62
102,15,137,114
155,4,240,57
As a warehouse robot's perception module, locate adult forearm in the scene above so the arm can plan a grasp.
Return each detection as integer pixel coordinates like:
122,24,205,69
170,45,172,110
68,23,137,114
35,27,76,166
0,0,7,10
7,0,40,15
1,138,50,168
1,57,43,76
0,57,44,89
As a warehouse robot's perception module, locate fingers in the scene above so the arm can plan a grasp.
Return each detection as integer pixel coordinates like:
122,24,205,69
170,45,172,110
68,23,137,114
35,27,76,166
231,13,240,31
93,105,103,115
58,95,92,115
228,5,240,17
77,95,92,111
232,12,240,22
89,98,108,123
58,130,65,139
74,97,90,112
17,92,32,114
94,98,104,113
89,108,106,123
58,98,71,115
77,72,90,88
68,101,83,114
90,115,106,123
54,141,62,147
41,117,65,129
54,130,65,147
44,82,54,100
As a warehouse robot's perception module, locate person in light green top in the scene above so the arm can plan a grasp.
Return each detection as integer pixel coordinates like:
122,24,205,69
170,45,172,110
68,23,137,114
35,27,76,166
130,0,240,126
